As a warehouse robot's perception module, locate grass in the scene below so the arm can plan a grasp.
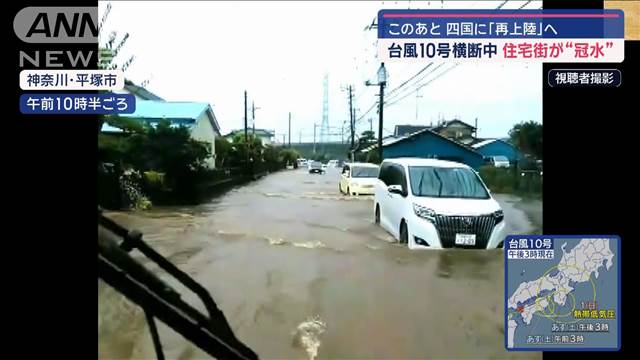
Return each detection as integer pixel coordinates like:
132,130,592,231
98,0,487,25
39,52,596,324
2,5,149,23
479,166,542,200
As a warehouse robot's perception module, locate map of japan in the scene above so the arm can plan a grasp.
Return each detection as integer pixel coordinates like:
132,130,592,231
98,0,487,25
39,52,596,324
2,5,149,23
506,237,620,350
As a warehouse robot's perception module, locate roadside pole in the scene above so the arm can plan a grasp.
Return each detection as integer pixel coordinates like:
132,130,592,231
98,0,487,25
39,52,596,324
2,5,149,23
244,90,248,173
288,112,291,148
349,85,354,151
313,123,317,154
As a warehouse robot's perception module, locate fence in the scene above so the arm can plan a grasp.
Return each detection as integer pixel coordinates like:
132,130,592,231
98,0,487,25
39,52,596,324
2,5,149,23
479,166,542,197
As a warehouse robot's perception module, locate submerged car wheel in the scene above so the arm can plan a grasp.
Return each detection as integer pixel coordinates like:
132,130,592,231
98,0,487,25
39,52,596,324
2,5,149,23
375,205,380,224
399,221,408,245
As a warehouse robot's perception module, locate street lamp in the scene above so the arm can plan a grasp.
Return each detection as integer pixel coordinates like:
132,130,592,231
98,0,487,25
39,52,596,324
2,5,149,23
365,62,387,163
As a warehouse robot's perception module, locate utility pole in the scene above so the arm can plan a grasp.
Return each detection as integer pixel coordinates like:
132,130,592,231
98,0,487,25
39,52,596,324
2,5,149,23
288,112,291,148
378,64,386,163
313,123,317,154
252,101,256,135
244,91,248,141
299,130,302,144
244,90,248,171
369,118,373,132
282,134,286,146
365,62,388,163
348,85,354,151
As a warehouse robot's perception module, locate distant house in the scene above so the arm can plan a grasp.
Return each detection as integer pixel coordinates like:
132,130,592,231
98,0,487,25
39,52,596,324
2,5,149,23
393,119,477,145
114,80,165,101
102,100,221,168
361,128,484,169
224,128,275,145
472,139,523,164
394,125,429,137
430,119,477,144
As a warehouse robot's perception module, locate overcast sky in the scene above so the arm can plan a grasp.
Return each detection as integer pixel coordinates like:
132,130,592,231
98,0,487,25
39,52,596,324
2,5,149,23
99,0,542,142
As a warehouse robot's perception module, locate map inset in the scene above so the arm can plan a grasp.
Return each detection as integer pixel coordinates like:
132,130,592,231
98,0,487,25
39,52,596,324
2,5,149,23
506,237,620,350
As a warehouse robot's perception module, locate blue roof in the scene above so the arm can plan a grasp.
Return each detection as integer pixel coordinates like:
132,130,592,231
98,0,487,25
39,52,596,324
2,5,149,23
127,100,211,120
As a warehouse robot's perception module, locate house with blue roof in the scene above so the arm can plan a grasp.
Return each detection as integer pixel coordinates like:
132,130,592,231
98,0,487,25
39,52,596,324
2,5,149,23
472,139,523,164
360,128,485,169
102,100,221,168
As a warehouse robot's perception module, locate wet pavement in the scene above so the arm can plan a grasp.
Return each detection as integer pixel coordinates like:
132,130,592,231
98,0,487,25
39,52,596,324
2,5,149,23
99,167,542,360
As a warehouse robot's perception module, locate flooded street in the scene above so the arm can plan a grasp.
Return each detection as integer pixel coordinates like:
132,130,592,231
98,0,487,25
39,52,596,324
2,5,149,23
99,167,542,360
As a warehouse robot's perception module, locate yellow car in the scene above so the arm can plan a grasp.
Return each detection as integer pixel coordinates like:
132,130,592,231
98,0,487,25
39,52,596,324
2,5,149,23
339,162,380,196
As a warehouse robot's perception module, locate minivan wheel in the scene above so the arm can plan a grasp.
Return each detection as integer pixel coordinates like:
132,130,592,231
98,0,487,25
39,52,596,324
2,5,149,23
399,221,408,245
375,205,380,224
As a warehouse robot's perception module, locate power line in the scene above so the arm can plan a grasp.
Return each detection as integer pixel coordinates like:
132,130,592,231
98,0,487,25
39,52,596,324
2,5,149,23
386,63,434,97
386,63,459,108
518,0,535,10
383,63,445,104
383,0,514,101
497,1,510,9
370,0,526,109
353,0,520,123
354,101,378,124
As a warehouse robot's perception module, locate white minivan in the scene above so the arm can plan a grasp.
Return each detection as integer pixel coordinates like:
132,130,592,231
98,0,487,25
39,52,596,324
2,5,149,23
374,158,506,250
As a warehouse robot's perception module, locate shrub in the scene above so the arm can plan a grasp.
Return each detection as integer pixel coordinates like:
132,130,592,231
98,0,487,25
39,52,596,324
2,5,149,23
479,165,541,197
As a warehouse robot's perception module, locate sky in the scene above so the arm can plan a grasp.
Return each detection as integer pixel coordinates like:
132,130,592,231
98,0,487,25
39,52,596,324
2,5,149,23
99,0,542,143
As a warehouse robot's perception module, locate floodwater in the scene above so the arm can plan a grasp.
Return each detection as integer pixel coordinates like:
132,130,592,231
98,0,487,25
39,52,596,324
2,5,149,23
98,167,542,360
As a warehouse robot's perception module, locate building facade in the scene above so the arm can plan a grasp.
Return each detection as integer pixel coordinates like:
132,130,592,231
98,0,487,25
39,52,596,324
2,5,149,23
380,129,485,169
472,139,523,164
104,100,221,168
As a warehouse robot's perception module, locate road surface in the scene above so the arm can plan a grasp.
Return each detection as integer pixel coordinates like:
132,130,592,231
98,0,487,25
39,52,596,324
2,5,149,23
99,167,542,360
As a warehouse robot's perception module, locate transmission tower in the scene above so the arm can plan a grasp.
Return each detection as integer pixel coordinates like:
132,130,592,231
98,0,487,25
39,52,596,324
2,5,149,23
320,73,329,151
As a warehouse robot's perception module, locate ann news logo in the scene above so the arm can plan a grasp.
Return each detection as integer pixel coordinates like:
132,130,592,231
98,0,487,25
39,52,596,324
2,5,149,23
14,7,98,68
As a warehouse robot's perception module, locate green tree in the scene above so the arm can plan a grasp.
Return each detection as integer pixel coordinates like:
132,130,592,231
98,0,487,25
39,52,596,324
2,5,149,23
359,130,376,144
102,114,147,134
215,137,232,168
229,133,263,167
280,149,300,165
99,119,212,204
133,120,210,175
509,121,542,159
355,130,376,153
262,145,281,167
366,150,381,164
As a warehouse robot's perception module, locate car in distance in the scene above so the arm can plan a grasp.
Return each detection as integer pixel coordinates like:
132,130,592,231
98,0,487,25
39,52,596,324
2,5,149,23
297,158,308,167
339,162,380,196
308,161,325,174
484,155,510,168
374,158,506,250
327,159,339,168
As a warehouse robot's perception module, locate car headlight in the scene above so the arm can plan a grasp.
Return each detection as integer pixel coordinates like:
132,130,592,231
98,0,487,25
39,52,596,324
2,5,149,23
413,203,436,222
493,209,504,224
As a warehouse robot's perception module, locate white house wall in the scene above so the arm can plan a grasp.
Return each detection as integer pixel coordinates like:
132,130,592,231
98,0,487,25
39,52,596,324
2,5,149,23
190,112,217,169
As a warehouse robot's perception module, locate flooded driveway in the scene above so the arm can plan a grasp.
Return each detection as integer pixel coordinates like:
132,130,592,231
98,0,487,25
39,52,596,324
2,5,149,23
99,167,542,360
